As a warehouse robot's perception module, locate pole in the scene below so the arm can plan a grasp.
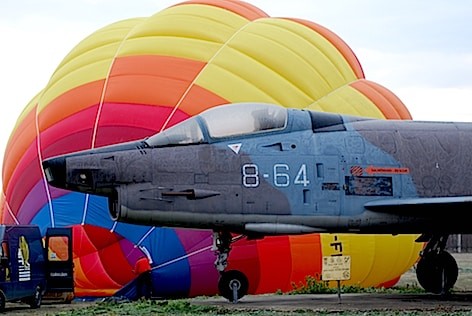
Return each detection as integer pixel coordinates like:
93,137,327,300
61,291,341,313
337,280,342,304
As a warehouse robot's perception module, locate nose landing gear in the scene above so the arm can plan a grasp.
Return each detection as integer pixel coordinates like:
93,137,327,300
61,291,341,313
213,231,232,273
212,231,248,302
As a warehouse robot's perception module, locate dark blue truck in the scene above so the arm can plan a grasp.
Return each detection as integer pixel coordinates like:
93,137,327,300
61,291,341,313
0,225,73,311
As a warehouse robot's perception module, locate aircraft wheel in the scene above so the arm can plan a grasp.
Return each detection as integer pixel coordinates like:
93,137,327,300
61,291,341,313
416,251,458,294
218,270,249,302
28,286,42,309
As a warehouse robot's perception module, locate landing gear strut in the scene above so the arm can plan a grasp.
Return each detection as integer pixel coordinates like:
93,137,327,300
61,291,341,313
416,234,458,294
212,231,248,302
212,231,232,272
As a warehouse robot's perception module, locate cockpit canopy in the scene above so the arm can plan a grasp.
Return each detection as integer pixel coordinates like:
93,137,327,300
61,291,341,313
145,103,288,147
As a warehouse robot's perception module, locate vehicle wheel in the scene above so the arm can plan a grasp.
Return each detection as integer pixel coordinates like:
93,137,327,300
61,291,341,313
28,286,42,309
218,270,248,302
0,290,5,312
416,251,458,294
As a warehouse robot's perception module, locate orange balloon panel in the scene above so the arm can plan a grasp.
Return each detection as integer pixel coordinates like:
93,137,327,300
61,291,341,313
228,233,421,293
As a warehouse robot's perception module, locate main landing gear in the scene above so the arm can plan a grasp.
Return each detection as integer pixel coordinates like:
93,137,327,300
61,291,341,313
415,234,458,295
212,231,248,303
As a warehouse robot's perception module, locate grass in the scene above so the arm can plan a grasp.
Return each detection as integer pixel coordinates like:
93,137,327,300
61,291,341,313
49,253,472,315
52,298,472,316
51,280,432,316
54,299,219,315
289,276,426,295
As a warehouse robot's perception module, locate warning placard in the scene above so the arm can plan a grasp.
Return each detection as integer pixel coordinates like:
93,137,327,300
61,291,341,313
322,256,351,281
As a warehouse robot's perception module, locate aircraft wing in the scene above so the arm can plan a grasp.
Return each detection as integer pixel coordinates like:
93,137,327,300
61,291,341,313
364,196,472,214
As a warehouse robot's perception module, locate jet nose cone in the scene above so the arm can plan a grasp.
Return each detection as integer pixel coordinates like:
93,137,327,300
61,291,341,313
42,156,66,189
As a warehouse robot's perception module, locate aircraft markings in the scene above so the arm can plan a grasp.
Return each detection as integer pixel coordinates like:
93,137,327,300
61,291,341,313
228,143,242,154
365,166,410,175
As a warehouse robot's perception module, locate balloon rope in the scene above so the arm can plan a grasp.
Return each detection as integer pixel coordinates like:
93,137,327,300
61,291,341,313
153,245,213,270
1,191,19,224
160,21,255,132
136,226,156,246
153,234,243,270
86,24,141,228
80,193,90,225
91,22,140,148
35,103,55,227
110,221,118,233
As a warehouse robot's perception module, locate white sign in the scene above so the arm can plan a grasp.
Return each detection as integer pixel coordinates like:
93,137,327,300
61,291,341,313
322,255,351,281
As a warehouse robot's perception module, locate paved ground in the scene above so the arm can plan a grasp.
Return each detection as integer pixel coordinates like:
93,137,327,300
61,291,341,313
194,252,472,313
4,253,472,315
6,293,472,315
191,292,472,313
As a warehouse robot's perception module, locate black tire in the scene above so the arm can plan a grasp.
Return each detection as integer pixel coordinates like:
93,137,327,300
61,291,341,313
28,286,42,309
218,270,249,302
0,290,5,312
416,251,458,294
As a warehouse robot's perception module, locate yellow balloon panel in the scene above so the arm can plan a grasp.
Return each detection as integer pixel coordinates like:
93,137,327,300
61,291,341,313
53,18,143,83
197,61,281,104
39,59,112,113
320,234,422,287
10,92,41,135
38,20,143,111
59,18,145,67
118,4,249,59
362,235,422,286
119,37,222,63
197,51,312,106
133,6,247,41
259,18,360,84
197,21,358,104
306,84,386,118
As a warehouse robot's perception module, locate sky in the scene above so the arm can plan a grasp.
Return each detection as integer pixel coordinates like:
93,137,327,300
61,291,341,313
1,0,472,187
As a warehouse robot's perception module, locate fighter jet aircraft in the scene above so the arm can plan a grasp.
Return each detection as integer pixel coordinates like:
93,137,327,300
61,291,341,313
43,102,472,299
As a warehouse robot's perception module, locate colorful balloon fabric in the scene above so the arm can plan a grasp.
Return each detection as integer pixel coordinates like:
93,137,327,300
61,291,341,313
1,0,422,297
